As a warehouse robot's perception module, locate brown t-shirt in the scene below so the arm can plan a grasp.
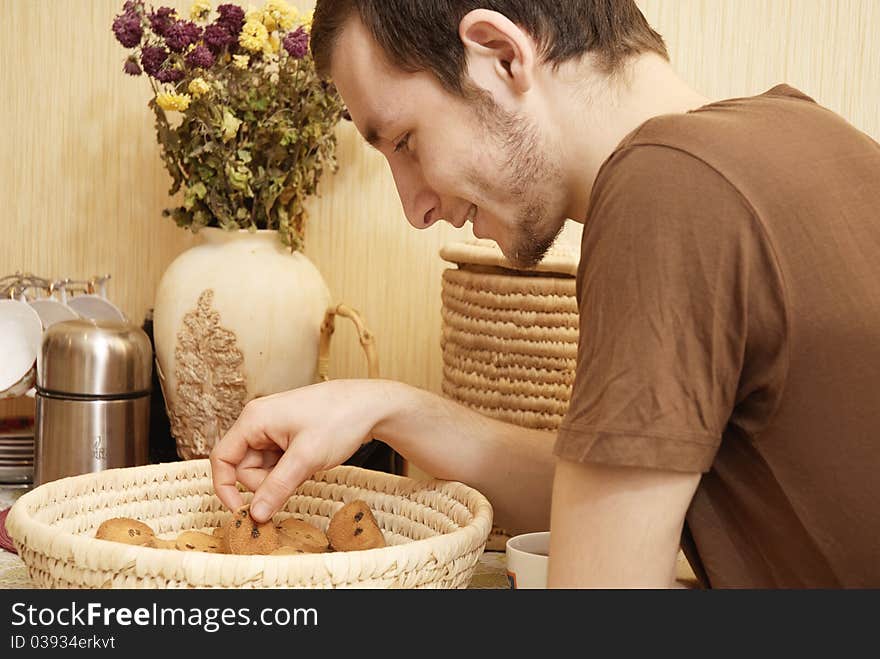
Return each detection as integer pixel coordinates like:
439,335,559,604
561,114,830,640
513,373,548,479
554,85,880,588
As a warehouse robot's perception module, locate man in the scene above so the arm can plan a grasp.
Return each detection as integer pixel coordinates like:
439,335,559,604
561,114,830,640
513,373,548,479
210,1,880,587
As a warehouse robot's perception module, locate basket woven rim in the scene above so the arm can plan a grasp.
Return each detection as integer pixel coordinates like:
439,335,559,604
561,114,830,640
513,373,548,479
6,460,494,586
440,239,579,277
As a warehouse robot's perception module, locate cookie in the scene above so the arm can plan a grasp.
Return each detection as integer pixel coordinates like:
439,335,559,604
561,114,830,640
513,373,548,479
277,535,329,555
212,526,225,539
270,545,308,556
222,505,280,555
175,531,224,553
94,518,155,546
327,500,386,552
277,518,330,553
149,537,177,550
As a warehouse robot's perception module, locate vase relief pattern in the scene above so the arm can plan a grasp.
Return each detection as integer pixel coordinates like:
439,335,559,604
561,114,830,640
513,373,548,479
168,289,247,459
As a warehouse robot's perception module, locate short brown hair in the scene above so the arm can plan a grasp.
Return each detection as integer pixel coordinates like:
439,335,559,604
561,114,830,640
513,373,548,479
311,0,668,93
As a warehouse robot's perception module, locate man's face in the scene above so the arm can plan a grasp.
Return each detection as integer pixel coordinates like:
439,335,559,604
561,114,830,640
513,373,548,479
330,18,567,268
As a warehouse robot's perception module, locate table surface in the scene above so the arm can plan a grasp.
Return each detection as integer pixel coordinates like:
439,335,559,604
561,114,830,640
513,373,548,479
0,486,33,588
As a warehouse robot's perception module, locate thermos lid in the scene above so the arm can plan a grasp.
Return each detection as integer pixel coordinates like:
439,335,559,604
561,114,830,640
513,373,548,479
37,319,152,396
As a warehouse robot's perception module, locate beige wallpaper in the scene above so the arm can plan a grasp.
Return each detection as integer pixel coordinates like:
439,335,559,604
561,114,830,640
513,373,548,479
638,0,879,140
2,0,878,432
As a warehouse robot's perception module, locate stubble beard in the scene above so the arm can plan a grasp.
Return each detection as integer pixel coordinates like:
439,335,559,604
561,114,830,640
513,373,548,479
467,86,566,269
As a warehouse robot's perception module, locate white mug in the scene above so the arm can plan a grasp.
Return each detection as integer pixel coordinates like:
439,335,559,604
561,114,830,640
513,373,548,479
506,531,550,589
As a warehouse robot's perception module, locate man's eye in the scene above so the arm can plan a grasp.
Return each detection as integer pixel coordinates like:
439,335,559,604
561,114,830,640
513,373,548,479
393,133,411,153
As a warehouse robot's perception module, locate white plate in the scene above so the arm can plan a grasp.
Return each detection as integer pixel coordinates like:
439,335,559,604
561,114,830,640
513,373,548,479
67,295,126,323
0,300,42,398
28,298,79,329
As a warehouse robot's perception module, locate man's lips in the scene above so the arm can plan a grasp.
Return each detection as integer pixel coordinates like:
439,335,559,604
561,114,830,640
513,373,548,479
453,204,477,228
470,208,488,239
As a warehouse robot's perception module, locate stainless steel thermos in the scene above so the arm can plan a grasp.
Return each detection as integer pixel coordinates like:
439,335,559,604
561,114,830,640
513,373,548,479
34,319,152,485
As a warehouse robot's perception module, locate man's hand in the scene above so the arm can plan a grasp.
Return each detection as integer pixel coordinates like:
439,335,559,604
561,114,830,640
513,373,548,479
211,377,558,534
210,379,395,522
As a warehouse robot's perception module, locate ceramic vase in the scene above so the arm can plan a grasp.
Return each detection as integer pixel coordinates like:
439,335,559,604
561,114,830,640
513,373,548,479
153,228,331,459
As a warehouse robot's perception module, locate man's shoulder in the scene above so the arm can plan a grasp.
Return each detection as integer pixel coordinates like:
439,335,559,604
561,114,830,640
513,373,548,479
589,84,847,218
588,139,751,226
580,134,766,290
618,84,822,156
602,88,824,183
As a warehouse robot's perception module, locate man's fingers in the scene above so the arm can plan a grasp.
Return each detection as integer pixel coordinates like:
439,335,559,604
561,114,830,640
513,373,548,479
236,465,268,493
261,449,282,470
210,415,253,507
250,441,319,522
235,448,281,492
211,447,244,511
210,403,284,511
214,477,244,512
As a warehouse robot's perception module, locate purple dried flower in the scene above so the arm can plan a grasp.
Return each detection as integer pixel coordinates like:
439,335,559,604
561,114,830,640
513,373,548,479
203,23,234,53
122,0,143,13
112,10,143,48
283,27,309,59
155,67,185,83
185,44,215,69
148,7,176,37
123,57,142,76
164,20,202,53
216,4,245,37
140,45,168,77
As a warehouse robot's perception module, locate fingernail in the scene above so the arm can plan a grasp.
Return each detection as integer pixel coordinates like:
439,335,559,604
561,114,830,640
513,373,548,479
251,500,270,522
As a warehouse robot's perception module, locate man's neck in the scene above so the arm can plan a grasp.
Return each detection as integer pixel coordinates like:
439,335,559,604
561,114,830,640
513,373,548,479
549,54,710,222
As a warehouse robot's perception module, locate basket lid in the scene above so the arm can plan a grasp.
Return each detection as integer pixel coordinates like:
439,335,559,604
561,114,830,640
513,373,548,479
439,238,580,277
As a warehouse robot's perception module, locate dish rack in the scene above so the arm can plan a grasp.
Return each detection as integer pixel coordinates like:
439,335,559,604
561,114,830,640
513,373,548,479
0,417,34,486
0,272,124,484
0,272,118,310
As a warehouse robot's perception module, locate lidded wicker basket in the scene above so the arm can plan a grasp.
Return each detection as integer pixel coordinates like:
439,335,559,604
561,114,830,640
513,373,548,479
5,460,493,588
440,239,580,431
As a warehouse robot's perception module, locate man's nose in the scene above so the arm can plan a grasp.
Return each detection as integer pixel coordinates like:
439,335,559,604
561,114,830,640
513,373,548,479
389,162,442,230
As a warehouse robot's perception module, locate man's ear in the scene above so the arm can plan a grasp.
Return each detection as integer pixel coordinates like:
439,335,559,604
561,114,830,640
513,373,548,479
459,9,536,96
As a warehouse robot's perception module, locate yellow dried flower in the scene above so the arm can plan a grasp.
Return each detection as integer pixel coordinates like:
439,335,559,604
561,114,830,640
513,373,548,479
263,0,297,31
300,9,313,29
189,0,212,20
232,54,250,69
239,18,269,52
245,5,262,22
188,77,211,97
156,92,192,112
266,33,281,55
221,109,243,142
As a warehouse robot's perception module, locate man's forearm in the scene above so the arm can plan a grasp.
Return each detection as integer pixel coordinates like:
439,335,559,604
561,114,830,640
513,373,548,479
372,380,556,534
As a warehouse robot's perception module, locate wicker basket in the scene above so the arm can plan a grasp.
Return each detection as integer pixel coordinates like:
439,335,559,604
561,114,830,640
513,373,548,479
440,240,579,431
5,460,493,589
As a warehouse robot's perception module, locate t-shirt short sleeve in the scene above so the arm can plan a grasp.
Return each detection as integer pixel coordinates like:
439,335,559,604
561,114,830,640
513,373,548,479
555,144,787,473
